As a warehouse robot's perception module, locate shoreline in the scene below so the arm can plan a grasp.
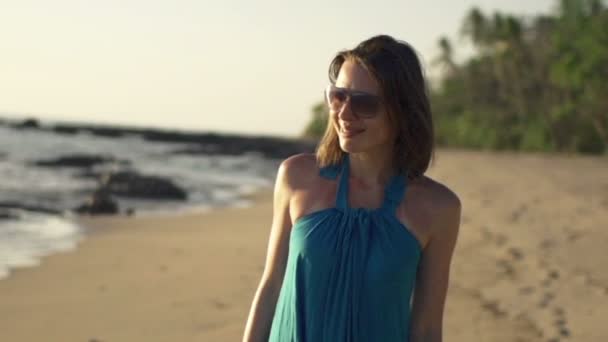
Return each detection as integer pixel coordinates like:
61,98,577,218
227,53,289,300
76,188,271,237
0,187,271,283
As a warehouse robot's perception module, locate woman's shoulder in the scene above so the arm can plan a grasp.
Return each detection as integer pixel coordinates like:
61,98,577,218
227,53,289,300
408,175,461,234
281,153,318,173
409,175,460,210
278,153,324,191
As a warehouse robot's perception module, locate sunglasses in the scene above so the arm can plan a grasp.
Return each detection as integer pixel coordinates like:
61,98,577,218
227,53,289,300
324,84,382,119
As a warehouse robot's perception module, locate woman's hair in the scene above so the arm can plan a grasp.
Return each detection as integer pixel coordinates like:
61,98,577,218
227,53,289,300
315,34,435,180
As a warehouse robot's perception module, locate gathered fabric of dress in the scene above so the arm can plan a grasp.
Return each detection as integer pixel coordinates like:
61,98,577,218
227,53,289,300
268,153,422,342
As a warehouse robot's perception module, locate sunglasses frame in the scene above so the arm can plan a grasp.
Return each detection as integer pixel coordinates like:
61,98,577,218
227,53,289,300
324,84,383,119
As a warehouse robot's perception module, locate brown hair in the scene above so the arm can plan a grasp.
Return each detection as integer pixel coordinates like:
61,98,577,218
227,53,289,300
315,34,435,180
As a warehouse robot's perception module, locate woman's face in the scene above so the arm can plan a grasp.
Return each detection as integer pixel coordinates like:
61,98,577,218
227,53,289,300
330,59,395,154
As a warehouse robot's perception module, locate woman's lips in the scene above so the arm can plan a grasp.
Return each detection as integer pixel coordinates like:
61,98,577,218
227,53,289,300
340,127,365,137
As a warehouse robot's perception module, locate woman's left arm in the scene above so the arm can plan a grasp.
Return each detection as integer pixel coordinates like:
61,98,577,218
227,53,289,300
408,192,462,342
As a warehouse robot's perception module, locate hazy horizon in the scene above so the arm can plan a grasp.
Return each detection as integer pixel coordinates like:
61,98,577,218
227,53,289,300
1,0,555,138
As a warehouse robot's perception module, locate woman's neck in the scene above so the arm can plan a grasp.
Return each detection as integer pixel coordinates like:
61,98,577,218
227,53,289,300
347,149,395,188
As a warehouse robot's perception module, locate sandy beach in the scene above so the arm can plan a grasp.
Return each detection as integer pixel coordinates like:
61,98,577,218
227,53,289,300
0,149,606,342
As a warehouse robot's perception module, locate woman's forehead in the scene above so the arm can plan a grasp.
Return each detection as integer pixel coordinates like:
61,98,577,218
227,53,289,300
335,59,380,95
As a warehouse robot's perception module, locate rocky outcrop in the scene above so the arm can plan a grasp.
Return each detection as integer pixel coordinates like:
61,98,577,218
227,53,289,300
11,118,40,129
101,171,188,200
72,169,187,215
32,154,130,168
73,187,119,215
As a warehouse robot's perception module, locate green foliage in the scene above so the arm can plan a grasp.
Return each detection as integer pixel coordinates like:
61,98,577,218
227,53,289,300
302,102,328,139
431,0,608,154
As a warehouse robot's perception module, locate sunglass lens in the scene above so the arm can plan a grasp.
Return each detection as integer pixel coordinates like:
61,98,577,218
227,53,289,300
351,94,380,117
327,88,347,110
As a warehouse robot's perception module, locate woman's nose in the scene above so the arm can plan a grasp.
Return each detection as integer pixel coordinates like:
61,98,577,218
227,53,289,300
337,98,357,121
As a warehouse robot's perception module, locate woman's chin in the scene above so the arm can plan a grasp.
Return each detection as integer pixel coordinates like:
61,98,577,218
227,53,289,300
339,137,390,154
339,139,364,153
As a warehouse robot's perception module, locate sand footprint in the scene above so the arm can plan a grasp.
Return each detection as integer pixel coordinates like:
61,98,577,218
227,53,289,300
534,264,572,339
509,204,528,222
480,299,507,318
554,319,570,338
507,246,524,261
210,298,229,310
543,269,560,288
518,286,535,295
538,291,555,308
539,298,572,340
495,258,516,278
494,232,508,247
539,238,556,250
550,306,571,340
480,226,508,246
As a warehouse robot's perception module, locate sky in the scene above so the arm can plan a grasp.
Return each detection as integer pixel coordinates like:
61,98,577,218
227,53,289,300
1,0,557,138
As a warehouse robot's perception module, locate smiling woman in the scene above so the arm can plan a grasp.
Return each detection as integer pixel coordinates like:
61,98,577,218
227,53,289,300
243,35,461,342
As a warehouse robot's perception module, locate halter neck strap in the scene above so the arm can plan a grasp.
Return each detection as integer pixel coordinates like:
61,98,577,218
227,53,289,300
331,154,407,213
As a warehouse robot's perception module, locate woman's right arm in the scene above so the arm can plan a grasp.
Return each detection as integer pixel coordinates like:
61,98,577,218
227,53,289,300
242,157,296,342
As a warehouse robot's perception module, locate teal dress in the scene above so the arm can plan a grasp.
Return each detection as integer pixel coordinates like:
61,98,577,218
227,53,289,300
268,154,422,342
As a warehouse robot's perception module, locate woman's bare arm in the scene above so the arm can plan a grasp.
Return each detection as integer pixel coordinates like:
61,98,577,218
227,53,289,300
242,157,297,342
409,186,461,342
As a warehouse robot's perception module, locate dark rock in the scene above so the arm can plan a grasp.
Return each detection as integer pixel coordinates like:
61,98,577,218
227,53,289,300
48,124,129,137
52,125,79,135
86,127,126,138
74,169,101,179
104,171,188,200
73,188,119,215
171,138,316,159
172,144,224,155
13,118,40,129
32,154,129,168
0,209,20,220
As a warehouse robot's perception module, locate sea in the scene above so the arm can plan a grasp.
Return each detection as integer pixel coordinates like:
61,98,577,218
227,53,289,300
0,123,282,280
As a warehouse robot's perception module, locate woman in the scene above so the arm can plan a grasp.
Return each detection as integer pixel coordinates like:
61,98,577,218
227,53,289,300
243,34,461,342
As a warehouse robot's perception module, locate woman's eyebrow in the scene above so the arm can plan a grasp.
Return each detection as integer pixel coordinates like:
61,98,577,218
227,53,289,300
335,86,374,94
351,90,379,96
